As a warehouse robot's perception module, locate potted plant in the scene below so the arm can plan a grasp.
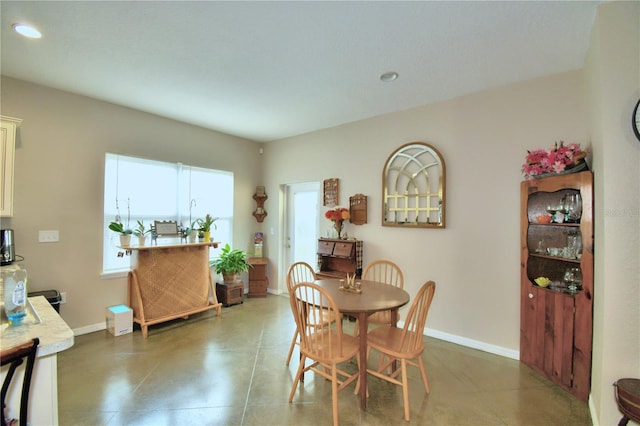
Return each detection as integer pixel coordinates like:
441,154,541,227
132,220,151,245
108,221,133,246
183,221,198,243
197,214,218,242
210,243,252,283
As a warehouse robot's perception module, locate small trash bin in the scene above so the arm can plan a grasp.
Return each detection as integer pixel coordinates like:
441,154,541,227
28,290,61,313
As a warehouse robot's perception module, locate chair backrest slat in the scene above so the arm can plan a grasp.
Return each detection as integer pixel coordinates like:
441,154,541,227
289,282,344,361
398,281,436,352
287,262,317,293
362,260,404,289
1,337,40,426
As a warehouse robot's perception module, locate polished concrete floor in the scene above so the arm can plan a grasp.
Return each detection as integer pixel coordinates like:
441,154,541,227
58,295,592,425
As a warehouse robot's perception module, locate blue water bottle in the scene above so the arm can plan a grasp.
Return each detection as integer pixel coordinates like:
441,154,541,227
3,269,27,324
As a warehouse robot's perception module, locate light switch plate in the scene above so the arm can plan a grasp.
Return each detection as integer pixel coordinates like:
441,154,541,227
38,230,59,243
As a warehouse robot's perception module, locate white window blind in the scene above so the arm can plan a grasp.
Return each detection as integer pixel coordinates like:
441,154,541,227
103,153,233,275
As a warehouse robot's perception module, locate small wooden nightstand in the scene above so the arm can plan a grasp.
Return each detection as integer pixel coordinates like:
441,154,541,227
248,258,268,297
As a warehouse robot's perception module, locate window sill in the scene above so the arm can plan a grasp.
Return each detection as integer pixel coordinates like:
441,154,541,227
100,270,129,280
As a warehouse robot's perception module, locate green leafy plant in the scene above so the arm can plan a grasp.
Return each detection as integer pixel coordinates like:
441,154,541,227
183,221,198,236
132,220,151,237
197,214,218,232
108,221,132,235
210,243,252,275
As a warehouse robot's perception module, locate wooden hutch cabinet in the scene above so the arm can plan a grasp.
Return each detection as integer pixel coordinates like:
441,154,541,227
520,171,593,401
316,238,363,279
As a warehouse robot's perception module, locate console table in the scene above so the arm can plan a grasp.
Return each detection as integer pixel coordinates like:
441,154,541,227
126,240,222,338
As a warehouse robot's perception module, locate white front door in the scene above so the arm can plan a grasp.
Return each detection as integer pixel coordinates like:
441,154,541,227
284,182,320,283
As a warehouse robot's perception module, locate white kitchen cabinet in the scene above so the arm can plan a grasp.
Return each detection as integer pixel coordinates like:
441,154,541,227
0,116,22,217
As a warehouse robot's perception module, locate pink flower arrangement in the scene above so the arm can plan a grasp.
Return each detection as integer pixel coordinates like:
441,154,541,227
522,141,587,181
325,207,350,223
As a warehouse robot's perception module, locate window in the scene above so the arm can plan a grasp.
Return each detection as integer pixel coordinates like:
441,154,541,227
102,153,233,276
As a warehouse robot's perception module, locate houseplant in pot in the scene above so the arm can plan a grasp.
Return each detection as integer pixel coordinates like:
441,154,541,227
197,214,218,242
184,221,198,243
108,221,133,246
133,220,151,245
210,243,252,283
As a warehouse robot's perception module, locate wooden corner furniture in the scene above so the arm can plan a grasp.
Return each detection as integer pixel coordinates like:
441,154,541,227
248,257,268,297
127,241,222,338
316,238,363,279
520,171,593,401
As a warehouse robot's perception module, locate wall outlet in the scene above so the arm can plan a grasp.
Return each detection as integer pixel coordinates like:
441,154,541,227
38,230,59,243
60,292,67,304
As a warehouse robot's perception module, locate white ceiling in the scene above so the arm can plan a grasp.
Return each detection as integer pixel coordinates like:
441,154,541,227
1,1,602,142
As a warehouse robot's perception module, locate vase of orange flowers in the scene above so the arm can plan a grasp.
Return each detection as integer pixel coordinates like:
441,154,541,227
325,207,350,239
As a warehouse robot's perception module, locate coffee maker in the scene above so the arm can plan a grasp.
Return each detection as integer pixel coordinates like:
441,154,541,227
1,229,16,265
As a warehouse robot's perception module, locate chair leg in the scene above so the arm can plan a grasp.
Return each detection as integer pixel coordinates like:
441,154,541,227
285,329,299,366
401,359,411,422
288,355,306,403
417,356,430,393
331,364,339,426
618,416,630,426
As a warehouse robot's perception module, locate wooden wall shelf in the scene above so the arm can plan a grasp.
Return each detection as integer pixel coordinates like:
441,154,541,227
253,191,268,223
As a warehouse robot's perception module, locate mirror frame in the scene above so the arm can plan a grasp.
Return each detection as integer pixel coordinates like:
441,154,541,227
382,141,446,228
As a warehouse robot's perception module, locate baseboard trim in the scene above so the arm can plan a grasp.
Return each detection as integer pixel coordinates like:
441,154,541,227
73,322,106,336
396,320,520,360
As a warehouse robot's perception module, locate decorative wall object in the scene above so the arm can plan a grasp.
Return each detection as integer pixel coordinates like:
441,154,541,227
349,194,367,225
323,178,339,207
253,186,267,222
382,142,446,228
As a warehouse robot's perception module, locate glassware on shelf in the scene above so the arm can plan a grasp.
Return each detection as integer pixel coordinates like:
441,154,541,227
563,267,583,293
563,193,582,223
570,193,582,222
566,230,583,259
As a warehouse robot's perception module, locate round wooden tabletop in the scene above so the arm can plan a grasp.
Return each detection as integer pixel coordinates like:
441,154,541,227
314,279,410,314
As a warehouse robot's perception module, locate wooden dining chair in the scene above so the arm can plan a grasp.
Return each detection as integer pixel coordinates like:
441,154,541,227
285,261,318,366
288,282,360,426
365,280,436,422
353,260,404,335
1,338,40,426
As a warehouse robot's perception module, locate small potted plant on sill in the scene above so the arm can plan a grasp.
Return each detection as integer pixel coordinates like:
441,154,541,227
183,221,199,243
108,221,133,246
210,243,252,283
197,214,218,242
133,220,152,245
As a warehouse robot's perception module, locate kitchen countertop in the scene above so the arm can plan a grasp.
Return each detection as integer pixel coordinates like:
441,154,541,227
1,296,74,357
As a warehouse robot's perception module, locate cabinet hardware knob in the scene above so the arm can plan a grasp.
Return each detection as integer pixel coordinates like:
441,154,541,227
529,293,534,299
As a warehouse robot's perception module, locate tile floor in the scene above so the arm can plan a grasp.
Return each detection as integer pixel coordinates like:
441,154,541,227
58,295,592,425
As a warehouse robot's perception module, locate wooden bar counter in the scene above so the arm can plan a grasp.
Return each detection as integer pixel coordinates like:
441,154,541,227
125,240,222,338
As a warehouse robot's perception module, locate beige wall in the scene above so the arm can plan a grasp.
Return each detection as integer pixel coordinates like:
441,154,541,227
0,77,264,330
1,3,637,423
262,70,588,355
585,1,640,424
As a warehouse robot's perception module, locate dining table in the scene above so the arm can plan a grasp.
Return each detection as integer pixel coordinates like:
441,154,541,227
314,278,410,409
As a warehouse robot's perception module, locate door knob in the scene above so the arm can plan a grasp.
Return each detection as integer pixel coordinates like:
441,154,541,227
528,293,534,299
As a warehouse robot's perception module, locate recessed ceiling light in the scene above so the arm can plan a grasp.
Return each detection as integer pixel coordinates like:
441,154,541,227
380,71,399,82
13,24,42,39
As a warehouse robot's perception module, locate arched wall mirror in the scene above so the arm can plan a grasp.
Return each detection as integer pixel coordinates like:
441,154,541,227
382,142,446,228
